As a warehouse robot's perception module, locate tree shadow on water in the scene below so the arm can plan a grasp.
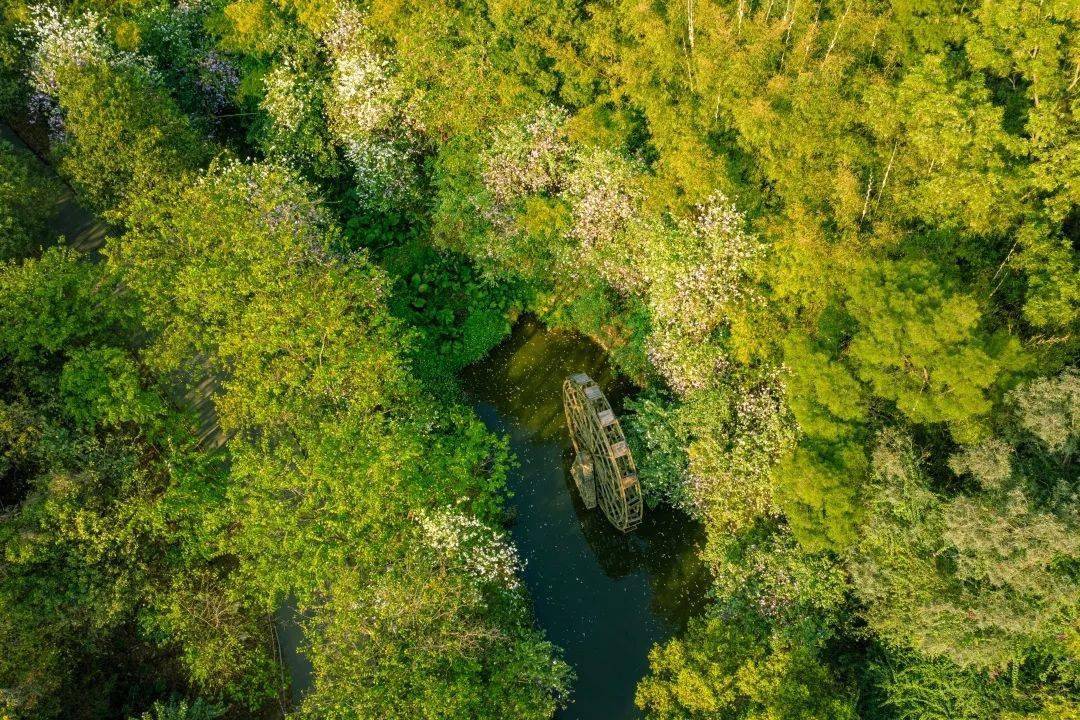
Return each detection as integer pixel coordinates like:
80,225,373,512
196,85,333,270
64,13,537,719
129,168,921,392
561,450,712,633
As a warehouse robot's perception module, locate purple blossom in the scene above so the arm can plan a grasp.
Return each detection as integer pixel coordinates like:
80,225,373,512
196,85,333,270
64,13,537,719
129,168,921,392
27,90,67,144
197,51,239,113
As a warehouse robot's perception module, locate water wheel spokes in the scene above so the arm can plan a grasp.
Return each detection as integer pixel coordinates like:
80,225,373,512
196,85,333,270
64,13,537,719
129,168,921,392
562,373,643,532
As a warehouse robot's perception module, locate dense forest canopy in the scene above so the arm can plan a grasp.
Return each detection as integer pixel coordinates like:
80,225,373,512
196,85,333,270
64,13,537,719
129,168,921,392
0,0,1077,718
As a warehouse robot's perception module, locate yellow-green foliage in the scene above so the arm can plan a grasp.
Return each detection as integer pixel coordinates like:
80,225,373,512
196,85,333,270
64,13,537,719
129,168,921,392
0,139,61,260
636,614,856,720
2,0,1078,716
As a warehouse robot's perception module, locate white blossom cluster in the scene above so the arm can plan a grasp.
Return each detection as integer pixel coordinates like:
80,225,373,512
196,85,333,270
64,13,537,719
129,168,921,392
687,373,796,527
23,5,152,95
482,104,570,206
642,193,762,394
328,49,398,138
21,5,153,144
258,58,345,174
561,148,640,249
22,5,109,95
646,327,730,395
419,509,523,591
319,4,420,210
475,108,651,288
652,192,761,337
345,135,420,212
750,558,796,619
175,0,208,13
687,193,761,307
725,376,797,489
323,5,401,141
262,60,311,134
321,2,364,57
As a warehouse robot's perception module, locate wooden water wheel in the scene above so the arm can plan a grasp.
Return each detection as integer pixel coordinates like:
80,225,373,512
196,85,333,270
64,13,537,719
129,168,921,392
562,373,643,532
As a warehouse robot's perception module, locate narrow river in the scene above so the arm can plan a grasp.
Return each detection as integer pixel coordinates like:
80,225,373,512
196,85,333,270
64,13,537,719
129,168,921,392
461,318,710,720
6,121,708,719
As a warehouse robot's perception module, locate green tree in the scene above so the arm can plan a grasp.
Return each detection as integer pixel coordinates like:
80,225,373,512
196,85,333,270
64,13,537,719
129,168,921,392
299,520,569,719
846,260,1027,443
639,524,853,719
0,247,271,719
54,59,208,211
0,139,61,260
110,159,568,715
637,616,856,720
852,431,1079,671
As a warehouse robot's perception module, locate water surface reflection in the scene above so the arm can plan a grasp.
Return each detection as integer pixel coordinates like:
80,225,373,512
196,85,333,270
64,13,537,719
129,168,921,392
462,318,710,720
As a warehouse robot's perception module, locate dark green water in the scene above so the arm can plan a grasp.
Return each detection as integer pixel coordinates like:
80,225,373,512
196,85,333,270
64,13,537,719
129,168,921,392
461,318,710,720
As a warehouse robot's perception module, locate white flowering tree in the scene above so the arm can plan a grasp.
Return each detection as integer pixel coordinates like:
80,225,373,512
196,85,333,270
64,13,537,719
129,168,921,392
260,58,342,177
617,194,796,528
683,375,796,530
22,6,110,96
320,4,419,212
561,147,641,251
325,24,399,140
418,508,523,592
640,193,762,394
22,4,153,102
21,6,118,143
457,104,577,278
481,104,570,208
19,6,205,209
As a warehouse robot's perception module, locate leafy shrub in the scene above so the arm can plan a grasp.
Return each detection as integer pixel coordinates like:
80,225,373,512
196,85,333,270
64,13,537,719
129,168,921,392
0,138,59,259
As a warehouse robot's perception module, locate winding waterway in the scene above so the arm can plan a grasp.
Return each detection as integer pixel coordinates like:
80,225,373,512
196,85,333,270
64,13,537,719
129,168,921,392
4,120,708,718
461,318,710,720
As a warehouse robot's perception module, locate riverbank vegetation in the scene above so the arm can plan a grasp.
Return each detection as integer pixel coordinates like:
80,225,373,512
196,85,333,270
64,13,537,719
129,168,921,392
0,0,1077,718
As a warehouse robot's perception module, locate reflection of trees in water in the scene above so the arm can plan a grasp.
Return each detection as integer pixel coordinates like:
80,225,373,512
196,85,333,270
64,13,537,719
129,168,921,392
647,523,712,631
466,315,710,630
563,451,712,632
465,317,629,443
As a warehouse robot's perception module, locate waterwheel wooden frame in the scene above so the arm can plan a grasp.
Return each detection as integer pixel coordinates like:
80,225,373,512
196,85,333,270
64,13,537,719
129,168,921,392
562,373,643,532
